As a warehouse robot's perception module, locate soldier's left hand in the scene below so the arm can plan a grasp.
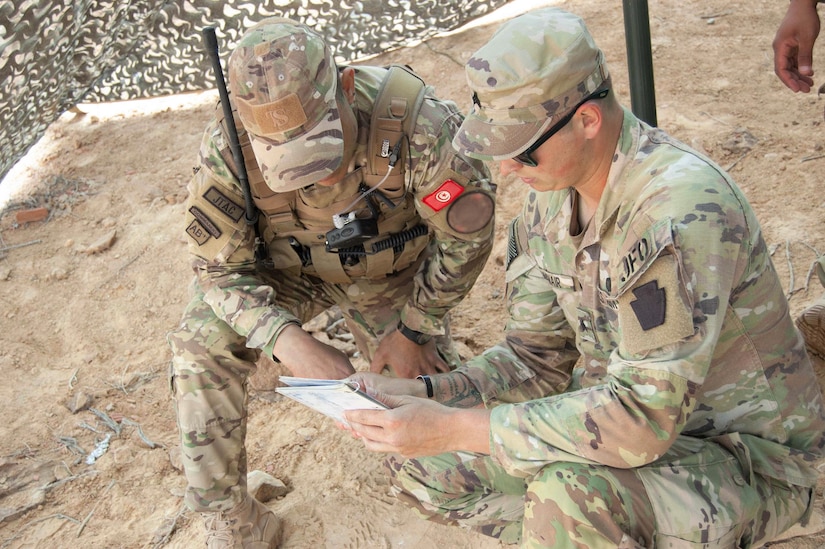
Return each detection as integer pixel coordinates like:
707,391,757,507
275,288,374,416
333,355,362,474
344,393,491,457
370,330,449,378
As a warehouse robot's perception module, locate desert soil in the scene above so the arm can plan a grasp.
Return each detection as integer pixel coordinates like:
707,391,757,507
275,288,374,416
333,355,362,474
1,0,824,547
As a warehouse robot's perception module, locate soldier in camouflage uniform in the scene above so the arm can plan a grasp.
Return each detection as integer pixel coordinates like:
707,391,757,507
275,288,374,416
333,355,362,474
166,17,495,548
344,8,825,548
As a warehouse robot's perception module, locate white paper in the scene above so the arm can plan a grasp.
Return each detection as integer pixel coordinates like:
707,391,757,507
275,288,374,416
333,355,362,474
276,377,388,425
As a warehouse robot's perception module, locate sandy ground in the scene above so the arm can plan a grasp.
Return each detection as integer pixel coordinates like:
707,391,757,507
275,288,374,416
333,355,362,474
1,0,824,547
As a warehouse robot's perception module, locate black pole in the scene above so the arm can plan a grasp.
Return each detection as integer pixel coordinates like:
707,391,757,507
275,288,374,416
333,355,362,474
622,0,657,127
202,26,258,226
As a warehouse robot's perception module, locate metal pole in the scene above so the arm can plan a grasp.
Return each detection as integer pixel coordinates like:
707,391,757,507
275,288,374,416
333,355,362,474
622,0,657,126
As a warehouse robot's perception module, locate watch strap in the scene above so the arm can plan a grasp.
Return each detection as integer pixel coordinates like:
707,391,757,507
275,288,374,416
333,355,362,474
397,320,432,344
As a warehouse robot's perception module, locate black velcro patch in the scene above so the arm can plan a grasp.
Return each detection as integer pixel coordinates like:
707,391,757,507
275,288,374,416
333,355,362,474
186,218,211,246
189,206,222,239
204,186,244,222
629,281,666,330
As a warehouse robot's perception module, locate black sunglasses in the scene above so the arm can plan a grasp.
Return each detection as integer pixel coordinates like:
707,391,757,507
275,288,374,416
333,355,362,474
513,88,610,167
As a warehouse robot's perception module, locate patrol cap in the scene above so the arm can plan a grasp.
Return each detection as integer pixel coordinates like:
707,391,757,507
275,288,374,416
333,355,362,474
453,8,609,161
228,17,343,192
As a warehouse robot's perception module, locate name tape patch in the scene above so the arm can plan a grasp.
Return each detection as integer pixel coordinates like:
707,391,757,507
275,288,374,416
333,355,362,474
204,186,244,222
189,206,222,239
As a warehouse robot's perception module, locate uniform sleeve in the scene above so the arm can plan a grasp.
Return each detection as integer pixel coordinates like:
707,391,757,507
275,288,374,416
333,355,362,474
488,171,754,479
184,119,301,360
399,98,497,335
457,205,580,405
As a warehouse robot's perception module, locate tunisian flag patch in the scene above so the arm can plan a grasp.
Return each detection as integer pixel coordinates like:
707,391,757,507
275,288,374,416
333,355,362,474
423,179,464,211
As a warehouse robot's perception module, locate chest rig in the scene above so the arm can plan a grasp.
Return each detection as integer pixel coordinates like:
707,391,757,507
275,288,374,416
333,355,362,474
218,65,429,283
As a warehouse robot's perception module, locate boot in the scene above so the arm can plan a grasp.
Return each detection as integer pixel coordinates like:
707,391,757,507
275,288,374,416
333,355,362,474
796,295,825,360
203,495,282,548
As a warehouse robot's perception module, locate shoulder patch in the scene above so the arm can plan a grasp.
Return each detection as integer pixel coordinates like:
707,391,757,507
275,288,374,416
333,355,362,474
423,179,463,212
618,254,694,355
204,186,245,222
446,190,494,234
188,206,222,239
506,217,520,270
186,218,212,246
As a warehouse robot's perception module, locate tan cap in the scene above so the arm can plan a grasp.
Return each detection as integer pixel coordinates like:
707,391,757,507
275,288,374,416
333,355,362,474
228,17,343,191
453,8,609,161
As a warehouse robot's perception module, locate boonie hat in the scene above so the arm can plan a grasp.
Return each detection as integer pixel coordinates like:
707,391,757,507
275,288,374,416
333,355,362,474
228,17,342,192
453,8,610,161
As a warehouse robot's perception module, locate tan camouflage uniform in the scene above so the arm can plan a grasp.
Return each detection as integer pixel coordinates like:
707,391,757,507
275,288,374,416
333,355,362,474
167,19,495,513
387,9,825,548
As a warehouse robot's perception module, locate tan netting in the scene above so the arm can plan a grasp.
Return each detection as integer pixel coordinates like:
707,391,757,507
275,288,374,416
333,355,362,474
0,0,511,183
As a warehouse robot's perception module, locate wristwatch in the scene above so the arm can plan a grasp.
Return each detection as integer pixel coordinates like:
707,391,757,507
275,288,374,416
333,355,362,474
396,319,432,345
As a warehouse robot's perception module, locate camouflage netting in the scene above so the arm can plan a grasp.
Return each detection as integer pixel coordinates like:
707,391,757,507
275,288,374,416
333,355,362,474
0,0,512,184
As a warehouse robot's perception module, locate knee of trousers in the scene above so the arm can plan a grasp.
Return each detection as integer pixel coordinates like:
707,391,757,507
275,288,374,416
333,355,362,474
167,296,257,375
167,300,253,452
526,461,641,517
384,454,467,513
167,297,258,407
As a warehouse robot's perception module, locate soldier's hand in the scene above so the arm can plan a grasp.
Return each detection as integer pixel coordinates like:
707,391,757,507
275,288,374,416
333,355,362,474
273,324,355,379
773,0,820,92
370,330,449,378
344,394,492,457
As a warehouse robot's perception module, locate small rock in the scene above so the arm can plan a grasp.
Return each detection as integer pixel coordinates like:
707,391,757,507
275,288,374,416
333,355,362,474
65,390,94,413
48,268,69,281
248,470,288,502
296,427,317,440
81,229,117,254
168,447,183,472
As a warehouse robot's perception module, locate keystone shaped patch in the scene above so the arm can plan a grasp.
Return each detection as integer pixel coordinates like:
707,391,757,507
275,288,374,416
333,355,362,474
629,280,666,331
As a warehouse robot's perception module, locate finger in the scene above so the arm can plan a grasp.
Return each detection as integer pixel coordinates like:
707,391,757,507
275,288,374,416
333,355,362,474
345,407,386,426
433,356,451,374
359,438,399,454
796,41,815,76
779,71,803,92
372,391,410,409
346,418,390,445
421,360,439,375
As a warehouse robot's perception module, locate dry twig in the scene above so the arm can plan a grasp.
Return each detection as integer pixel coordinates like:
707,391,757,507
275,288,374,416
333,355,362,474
801,153,825,163
149,502,189,548
0,514,80,549
725,150,751,172
0,239,42,254
76,479,116,537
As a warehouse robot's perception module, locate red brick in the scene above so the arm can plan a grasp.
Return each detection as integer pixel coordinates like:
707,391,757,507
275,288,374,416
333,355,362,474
15,207,49,224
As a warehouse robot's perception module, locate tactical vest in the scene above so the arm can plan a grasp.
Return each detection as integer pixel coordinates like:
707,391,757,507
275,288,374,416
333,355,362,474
218,65,430,284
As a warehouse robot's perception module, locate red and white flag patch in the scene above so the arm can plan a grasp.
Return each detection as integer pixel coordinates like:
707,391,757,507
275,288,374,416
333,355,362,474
423,179,464,212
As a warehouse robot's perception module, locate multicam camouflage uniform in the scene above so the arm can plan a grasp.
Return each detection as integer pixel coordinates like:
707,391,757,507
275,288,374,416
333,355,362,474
167,58,495,511
387,108,825,547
